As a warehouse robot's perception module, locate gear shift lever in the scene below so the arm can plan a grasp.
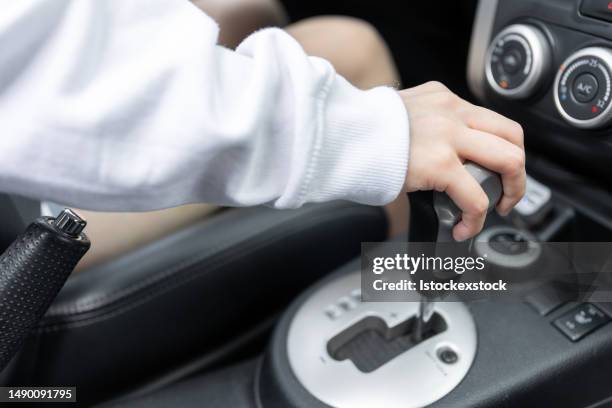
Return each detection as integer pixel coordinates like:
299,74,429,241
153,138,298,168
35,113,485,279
0,209,90,371
282,165,497,407
409,163,502,342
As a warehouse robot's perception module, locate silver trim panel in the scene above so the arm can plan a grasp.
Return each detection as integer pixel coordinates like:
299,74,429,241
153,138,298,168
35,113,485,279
476,226,542,269
287,271,477,408
467,0,500,101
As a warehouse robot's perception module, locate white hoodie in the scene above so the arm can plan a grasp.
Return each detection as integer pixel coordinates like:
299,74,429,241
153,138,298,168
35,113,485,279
0,0,409,211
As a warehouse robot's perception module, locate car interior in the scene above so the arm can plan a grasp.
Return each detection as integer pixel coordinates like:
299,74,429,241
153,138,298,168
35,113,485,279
1,0,612,407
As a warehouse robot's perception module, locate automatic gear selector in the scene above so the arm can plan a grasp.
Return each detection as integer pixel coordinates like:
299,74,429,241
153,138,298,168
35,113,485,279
261,164,502,408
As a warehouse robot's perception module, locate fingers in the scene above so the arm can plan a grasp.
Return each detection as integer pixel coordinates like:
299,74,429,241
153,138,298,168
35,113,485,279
454,128,526,215
461,104,524,148
443,164,491,242
403,83,524,150
400,81,526,228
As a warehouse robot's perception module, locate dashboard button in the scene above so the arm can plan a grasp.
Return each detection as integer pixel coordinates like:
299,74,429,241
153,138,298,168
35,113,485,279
553,303,610,342
581,0,612,24
485,24,551,99
502,49,523,74
572,73,599,103
554,47,612,128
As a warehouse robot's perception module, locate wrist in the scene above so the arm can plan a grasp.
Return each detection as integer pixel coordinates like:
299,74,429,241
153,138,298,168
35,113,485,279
283,75,410,207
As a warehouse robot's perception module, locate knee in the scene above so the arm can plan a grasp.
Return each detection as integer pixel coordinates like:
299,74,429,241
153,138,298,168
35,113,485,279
334,17,399,87
298,16,388,57
338,18,394,76
330,17,388,55
289,16,398,87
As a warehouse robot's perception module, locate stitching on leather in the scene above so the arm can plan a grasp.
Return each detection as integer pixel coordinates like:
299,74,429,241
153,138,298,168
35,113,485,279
36,209,378,332
39,224,316,330
47,204,368,315
39,207,378,327
253,356,266,408
36,206,383,332
46,205,375,315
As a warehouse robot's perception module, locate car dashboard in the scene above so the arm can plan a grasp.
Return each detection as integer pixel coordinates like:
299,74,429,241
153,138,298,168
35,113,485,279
468,0,612,191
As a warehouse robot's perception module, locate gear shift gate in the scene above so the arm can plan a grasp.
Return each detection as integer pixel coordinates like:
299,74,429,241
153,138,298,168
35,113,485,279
328,314,447,373
285,163,502,407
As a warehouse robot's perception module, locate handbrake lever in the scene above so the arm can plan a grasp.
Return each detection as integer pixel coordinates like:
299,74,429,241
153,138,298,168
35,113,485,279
408,163,502,342
0,209,90,371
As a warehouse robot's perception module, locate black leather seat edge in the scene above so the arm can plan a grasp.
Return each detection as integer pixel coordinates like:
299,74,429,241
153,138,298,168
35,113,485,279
1,202,386,406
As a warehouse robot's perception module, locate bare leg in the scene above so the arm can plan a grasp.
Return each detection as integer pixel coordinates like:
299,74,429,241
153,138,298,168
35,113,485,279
287,16,400,90
287,17,409,238
191,0,288,48
74,204,219,271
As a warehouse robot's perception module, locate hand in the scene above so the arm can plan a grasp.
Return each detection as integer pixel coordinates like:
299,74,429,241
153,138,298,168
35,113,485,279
399,81,526,241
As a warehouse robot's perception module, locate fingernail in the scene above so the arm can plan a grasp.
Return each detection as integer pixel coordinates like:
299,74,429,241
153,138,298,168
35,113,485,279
496,204,509,217
453,229,469,242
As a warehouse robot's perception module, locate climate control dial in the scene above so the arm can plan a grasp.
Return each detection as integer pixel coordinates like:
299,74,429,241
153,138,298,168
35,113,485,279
554,47,612,129
485,24,551,99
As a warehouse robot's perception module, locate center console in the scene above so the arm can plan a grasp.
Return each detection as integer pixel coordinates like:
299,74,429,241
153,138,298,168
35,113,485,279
256,2,612,407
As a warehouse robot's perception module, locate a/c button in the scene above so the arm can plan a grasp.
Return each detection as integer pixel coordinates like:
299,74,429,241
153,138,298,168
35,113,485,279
572,73,599,103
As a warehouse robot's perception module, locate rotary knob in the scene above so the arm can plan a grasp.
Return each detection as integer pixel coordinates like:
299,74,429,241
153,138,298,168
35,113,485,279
485,24,551,99
554,47,612,129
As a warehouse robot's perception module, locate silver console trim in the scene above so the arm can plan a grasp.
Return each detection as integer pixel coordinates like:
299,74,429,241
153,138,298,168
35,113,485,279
467,0,499,101
553,47,612,129
475,226,542,269
484,24,551,99
286,271,477,408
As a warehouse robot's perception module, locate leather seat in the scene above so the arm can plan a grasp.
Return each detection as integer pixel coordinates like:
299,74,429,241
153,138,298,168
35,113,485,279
0,201,387,406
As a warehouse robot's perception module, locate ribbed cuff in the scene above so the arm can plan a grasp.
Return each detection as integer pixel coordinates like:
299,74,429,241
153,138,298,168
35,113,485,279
295,76,409,207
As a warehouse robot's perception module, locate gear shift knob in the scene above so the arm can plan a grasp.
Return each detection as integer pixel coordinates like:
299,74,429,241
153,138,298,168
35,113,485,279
433,163,503,242
409,163,502,342
0,209,90,371
409,162,503,243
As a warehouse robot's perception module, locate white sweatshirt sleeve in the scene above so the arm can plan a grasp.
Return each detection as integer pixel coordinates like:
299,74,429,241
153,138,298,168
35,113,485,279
0,0,409,211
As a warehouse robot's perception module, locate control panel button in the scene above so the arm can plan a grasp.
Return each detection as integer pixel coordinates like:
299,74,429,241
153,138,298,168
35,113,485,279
502,49,523,74
553,303,610,342
485,24,551,99
514,175,552,216
554,47,612,128
475,226,541,269
580,0,612,24
513,175,552,227
572,73,599,103
489,231,530,255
